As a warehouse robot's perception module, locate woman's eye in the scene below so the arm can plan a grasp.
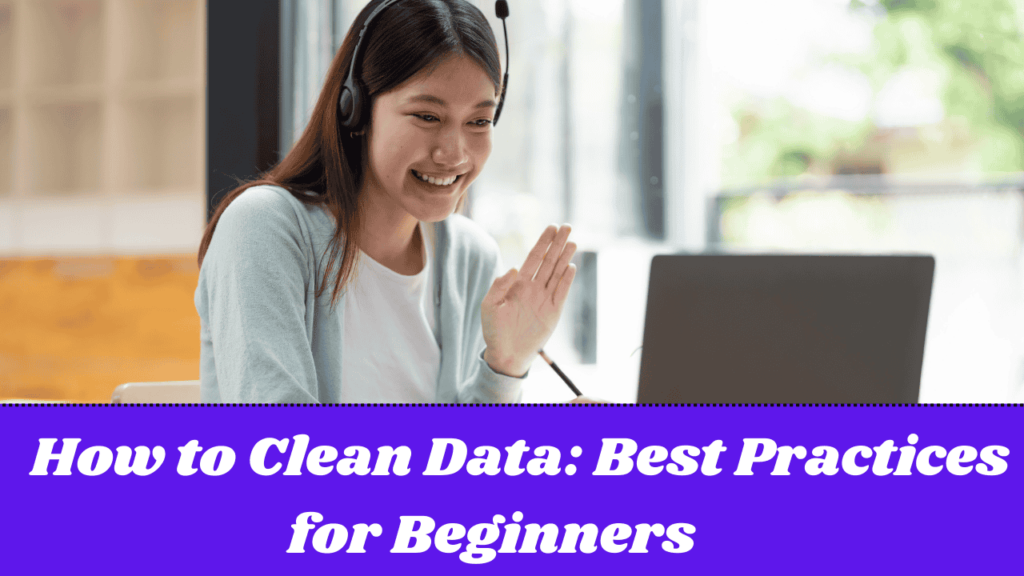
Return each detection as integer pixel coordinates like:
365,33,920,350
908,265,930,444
471,119,493,127
414,114,440,122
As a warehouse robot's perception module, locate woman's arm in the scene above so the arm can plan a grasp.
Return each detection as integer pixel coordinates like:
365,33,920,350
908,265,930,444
195,187,320,403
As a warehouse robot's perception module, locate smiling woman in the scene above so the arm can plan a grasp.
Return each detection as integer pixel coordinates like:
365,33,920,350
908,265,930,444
194,0,577,403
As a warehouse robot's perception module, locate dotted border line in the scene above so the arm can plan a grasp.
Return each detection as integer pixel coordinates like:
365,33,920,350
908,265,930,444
1,403,1022,408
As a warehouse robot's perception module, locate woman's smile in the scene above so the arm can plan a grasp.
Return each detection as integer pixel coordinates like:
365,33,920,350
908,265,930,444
410,169,464,188
408,170,463,194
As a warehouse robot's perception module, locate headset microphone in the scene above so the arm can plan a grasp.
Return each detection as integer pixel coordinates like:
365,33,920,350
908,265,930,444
493,1,510,127
338,0,512,131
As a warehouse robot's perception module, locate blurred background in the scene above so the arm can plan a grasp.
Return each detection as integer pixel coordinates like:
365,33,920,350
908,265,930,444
1,0,1022,403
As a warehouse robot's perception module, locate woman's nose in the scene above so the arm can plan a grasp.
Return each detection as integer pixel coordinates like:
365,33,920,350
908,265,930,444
431,126,469,167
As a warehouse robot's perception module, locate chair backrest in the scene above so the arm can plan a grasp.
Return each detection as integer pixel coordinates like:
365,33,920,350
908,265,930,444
111,381,201,403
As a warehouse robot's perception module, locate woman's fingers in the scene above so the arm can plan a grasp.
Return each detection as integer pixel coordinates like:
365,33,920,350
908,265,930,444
520,225,558,281
546,241,577,290
552,263,577,306
534,224,572,286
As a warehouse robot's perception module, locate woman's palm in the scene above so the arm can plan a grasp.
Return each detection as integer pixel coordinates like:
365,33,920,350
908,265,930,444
481,225,577,376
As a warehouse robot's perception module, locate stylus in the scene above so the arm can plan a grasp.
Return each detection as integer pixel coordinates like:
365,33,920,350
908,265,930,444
538,349,583,397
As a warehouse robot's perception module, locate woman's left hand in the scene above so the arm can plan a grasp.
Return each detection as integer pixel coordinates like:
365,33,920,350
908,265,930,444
481,224,577,377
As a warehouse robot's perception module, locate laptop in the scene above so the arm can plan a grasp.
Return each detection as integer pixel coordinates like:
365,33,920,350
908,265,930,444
636,254,934,403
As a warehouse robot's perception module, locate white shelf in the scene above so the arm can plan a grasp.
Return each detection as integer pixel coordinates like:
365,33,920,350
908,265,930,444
0,192,206,255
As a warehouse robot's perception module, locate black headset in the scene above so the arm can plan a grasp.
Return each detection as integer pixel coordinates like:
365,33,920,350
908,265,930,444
338,0,511,131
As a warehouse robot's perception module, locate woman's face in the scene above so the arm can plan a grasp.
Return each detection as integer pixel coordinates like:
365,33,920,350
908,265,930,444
364,54,497,223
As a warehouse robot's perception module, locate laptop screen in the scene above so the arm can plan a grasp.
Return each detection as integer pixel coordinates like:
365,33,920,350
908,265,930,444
637,254,934,403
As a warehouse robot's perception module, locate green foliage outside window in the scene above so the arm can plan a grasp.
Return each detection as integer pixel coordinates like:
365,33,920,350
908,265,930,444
723,0,1024,186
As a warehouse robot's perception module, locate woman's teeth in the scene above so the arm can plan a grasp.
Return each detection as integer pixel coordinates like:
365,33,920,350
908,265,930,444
412,170,459,186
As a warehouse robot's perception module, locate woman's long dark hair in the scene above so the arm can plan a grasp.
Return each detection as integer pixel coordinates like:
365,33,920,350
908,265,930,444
197,0,502,304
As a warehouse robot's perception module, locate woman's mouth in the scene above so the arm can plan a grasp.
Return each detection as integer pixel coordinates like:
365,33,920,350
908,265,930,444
411,169,462,187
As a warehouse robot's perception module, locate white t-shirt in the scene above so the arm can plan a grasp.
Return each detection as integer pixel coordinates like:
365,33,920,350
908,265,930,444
340,222,441,402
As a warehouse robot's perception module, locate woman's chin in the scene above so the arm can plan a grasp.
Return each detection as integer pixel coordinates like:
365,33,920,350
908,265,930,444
410,192,465,222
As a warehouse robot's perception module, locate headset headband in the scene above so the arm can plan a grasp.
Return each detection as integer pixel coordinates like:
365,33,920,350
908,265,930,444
338,0,511,131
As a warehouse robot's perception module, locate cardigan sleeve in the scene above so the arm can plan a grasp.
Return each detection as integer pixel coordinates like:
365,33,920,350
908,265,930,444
195,187,320,403
456,350,528,403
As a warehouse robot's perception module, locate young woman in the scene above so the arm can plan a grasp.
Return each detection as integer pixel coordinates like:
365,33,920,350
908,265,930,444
194,0,577,403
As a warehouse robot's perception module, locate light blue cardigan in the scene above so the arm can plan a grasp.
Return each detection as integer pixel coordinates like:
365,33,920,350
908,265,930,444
194,185,526,403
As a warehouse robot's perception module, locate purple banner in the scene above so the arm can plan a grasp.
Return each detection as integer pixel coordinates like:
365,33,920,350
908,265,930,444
1,405,1020,573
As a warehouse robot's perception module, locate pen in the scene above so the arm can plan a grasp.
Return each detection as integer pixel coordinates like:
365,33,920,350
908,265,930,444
538,349,583,398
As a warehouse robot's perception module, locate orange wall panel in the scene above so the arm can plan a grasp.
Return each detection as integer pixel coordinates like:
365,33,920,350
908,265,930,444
0,256,200,402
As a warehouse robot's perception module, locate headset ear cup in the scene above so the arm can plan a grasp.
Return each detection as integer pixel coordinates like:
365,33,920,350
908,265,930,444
348,89,363,129
339,78,364,130
339,87,354,125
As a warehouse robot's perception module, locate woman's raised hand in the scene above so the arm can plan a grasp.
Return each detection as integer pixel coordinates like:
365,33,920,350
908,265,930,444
481,225,577,377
